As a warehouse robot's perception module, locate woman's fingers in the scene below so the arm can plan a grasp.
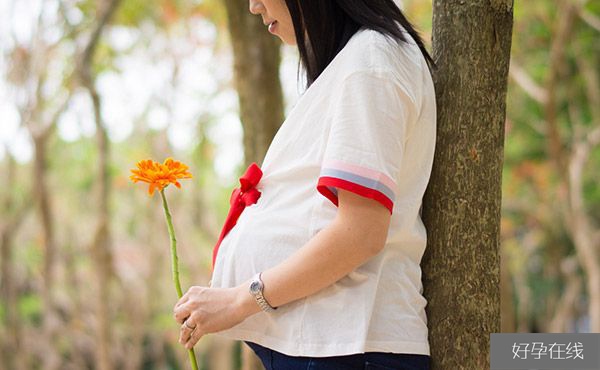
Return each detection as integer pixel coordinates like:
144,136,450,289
174,286,241,350
173,304,190,325
174,291,191,310
184,319,203,349
179,316,198,345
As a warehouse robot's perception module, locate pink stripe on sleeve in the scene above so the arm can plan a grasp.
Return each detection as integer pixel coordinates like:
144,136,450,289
321,159,397,194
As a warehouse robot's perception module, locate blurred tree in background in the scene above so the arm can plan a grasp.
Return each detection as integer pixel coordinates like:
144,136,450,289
0,0,598,369
503,0,600,334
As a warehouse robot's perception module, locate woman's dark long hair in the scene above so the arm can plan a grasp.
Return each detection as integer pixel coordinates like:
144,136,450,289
283,0,435,89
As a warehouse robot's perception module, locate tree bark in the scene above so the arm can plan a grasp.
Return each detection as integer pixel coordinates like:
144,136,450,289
422,1,513,368
500,245,515,333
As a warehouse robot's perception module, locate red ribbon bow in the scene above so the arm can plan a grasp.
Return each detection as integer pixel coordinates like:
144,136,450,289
211,162,263,270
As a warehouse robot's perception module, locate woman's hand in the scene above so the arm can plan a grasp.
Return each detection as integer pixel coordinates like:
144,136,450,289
173,284,251,349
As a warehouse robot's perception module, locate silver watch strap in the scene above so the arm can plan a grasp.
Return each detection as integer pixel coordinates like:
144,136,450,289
254,272,277,312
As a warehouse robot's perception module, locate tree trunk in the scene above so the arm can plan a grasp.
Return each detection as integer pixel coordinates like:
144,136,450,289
422,1,513,369
78,1,123,369
27,93,67,370
222,0,285,166
548,256,582,332
62,230,89,370
500,245,515,333
32,134,62,370
0,154,29,370
88,68,115,370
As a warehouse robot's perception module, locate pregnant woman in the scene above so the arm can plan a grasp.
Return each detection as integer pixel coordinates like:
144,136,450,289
173,0,436,369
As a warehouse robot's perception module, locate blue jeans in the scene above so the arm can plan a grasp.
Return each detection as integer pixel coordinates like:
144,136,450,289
244,341,431,370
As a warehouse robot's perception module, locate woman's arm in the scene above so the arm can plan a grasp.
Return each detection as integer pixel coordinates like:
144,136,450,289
173,188,391,349
234,187,392,318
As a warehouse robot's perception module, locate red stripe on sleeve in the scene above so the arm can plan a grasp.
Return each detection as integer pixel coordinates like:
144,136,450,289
317,176,394,214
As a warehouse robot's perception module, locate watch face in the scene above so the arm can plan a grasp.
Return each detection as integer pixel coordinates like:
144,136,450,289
250,280,261,294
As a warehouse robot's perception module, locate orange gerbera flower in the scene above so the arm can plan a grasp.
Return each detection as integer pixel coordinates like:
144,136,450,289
130,158,193,196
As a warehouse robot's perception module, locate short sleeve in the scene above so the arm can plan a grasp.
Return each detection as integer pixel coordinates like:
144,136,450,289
316,70,416,214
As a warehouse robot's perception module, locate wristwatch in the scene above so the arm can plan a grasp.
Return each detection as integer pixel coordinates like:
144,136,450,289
249,272,278,312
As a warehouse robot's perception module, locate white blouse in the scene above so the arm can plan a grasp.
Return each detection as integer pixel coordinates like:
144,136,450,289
209,23,436,357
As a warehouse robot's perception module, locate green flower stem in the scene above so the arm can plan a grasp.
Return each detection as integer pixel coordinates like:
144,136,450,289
160,189,199,370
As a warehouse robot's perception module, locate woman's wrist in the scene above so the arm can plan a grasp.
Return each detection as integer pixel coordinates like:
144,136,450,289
234,278,262,320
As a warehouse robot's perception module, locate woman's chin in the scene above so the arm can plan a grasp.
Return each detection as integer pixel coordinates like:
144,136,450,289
281,37,297,46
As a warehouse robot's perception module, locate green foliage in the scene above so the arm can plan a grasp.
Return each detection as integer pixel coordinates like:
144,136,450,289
503,0,600,331
50,137,96,193
94,40,121,75
583,148,600,219
16,240,44,272
153,311,178,332
164,342,183,370
233,340,242,370
115,0,161,27
18,294,43,326
113,0,215,30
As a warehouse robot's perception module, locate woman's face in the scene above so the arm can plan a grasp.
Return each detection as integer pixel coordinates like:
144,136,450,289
249,0,296,45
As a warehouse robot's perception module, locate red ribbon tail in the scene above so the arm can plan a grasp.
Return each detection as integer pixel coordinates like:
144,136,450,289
211,162,263,272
